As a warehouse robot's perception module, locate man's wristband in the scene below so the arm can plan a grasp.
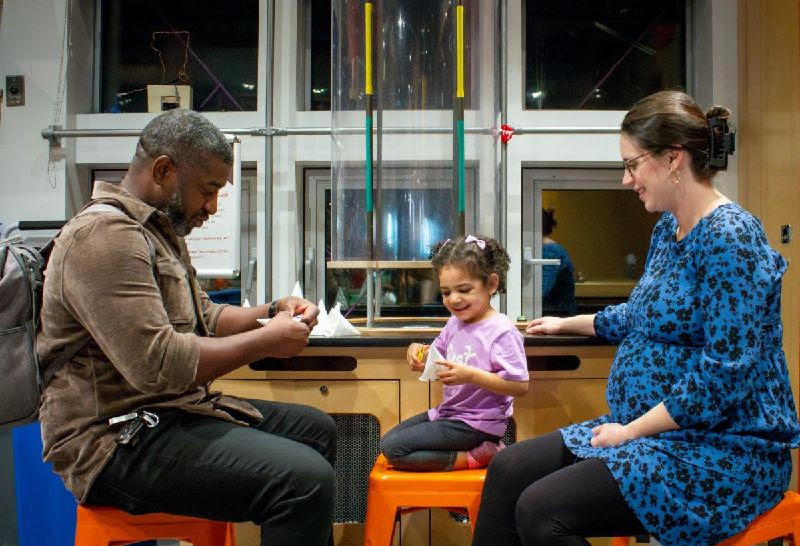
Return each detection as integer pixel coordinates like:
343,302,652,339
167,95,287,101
268,299,280,318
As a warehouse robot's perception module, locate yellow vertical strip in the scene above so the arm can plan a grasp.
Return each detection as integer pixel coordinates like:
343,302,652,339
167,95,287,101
456,5,464,98
365,3,373,95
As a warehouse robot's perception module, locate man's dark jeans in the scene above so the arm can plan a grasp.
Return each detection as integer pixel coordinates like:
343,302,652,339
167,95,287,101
85,398,337,546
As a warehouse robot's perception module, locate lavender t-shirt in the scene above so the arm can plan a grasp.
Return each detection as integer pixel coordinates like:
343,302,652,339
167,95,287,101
428,313,528,436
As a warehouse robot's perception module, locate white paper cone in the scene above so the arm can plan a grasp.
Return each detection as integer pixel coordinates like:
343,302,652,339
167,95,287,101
419,345,446,381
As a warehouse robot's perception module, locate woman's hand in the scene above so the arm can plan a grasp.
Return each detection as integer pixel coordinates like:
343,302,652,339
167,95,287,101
590,422,633,448
526,316,566,334
436,360,475,385
406,343,427,372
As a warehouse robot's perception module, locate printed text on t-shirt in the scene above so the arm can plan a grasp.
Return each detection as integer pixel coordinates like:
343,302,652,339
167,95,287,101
447,345,476,365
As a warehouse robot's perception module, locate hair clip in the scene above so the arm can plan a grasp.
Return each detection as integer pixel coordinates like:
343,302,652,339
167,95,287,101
433,238,452,257
464,235,486,249
707,117,736,168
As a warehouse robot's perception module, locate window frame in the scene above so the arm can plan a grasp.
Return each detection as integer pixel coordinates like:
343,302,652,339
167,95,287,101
521,166,650,319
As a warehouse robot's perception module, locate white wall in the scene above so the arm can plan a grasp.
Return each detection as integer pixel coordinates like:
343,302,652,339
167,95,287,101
0,0,71,224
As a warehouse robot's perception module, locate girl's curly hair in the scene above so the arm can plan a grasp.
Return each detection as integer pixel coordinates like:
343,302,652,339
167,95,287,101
429,235,510,293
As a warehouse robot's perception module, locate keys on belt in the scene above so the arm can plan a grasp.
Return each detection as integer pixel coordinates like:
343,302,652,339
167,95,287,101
109,410,159,446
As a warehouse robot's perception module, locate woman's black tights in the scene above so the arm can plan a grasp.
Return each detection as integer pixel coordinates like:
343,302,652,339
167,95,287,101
471,431,647,546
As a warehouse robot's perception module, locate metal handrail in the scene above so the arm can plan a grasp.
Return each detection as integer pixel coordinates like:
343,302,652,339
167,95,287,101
41,124,620,146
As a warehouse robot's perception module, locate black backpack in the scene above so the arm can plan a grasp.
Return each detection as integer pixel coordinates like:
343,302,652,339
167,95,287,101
0,204,156,428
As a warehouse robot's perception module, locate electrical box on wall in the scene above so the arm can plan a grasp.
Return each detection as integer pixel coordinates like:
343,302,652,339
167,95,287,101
146,84,192,112
5,75,24,106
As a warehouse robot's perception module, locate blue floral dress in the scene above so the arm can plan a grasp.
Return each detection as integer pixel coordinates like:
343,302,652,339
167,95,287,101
560,204,800,545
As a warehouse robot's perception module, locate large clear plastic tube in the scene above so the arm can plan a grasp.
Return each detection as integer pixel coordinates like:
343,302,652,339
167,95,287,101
331,0,501,263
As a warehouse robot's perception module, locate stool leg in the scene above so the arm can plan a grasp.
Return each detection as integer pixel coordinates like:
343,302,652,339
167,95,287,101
792,516,800,545
189,521,236,546
75,523,113,546
364,494,399,546
466,495,482,534
225,521,237,546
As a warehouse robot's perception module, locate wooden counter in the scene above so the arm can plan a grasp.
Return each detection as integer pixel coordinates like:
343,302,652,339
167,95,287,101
574,279,637,298
213,334,616,546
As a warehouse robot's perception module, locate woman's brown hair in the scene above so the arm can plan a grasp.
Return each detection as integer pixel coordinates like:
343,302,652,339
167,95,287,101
621,90,732,179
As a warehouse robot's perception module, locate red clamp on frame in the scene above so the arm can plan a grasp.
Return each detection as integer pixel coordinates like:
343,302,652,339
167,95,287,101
500,124,515,143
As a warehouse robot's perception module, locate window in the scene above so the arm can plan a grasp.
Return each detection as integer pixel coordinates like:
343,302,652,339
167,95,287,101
524,0,687,110
521,169,660,319
97,1,258,113
303,0,333,111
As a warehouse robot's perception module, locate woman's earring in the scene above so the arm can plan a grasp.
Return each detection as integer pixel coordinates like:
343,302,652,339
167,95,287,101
670,169,680,184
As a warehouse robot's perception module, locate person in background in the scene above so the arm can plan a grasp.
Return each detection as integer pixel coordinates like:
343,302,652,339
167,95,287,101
37,109,336,546
380,235,529,471
541,207,577,315
472,90,800,545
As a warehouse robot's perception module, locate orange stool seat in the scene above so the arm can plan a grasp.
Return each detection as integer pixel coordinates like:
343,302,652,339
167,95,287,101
363,454,486,546
74,505,236,546
611,491,800,546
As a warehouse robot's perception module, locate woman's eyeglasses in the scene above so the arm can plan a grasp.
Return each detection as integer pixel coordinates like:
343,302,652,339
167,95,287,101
622,151,654,176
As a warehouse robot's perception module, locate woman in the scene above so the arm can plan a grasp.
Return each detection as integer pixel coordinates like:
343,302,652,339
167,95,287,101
541,207,577,316
472,90,800,546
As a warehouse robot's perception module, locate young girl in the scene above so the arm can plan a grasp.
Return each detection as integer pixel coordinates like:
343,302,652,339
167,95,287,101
380,235,529,471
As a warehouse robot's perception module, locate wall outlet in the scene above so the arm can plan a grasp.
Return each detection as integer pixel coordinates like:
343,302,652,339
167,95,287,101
781,225,791,244
5,75,24,106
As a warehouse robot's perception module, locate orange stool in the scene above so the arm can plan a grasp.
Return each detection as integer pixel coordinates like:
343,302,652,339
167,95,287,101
363,454,486,546
74,505,236,546
611,491,800,546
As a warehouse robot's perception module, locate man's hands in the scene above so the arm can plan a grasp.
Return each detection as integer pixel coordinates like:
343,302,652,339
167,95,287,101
261,297,320,358
194,297,320,384
272,296,319,328
265,311,312,358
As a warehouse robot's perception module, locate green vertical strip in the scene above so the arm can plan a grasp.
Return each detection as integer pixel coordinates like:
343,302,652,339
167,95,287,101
365,115,373,212
457,118,465,213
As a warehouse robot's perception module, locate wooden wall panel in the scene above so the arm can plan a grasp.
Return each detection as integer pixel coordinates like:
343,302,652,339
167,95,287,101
738,0,800,488
738,0,800,407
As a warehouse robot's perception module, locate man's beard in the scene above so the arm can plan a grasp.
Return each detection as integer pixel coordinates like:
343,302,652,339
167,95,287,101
161,186,193,236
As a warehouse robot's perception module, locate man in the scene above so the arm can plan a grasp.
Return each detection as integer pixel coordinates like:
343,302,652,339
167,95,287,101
37,109,336,546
